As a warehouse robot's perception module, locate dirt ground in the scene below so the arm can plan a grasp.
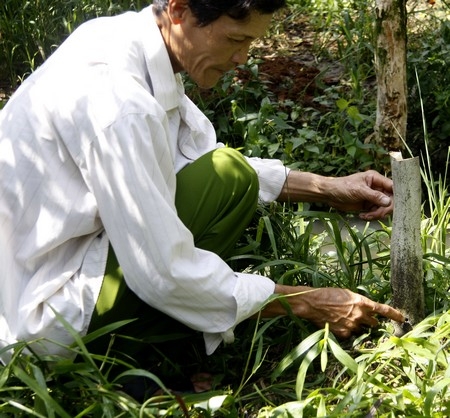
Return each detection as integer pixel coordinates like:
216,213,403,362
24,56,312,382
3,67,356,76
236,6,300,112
240,54,343,110
243,11,344,108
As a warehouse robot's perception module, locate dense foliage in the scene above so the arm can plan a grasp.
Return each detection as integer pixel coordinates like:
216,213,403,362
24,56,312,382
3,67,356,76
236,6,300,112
0,0,450,416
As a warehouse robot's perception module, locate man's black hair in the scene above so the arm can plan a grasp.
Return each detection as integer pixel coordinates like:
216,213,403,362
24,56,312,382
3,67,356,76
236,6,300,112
152,0,286,26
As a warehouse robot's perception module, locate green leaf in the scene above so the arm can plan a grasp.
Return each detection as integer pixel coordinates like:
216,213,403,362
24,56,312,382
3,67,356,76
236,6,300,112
424,377,450,416
12,365,71,418
195,394,235,415
262,215,279,259
268,142,280,157
81,319,137,345
320,340,328,373
290,136,306,150
328,338,358,374
296,341,321,399
347,105,362,121
336,98,349,111
272,329,324,380
113,368,170,395
304,144,320,154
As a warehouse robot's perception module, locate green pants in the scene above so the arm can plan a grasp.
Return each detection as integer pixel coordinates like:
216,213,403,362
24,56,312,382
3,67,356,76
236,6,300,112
87,148,259,370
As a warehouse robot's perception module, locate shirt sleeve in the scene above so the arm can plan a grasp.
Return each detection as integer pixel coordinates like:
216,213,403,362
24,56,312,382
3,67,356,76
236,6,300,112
82,104,275,351
204,272,275,355
246,157,290,203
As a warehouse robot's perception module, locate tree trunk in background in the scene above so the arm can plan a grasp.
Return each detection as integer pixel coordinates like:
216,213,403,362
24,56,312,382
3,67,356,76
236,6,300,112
390,152,425,336
373,0,408,151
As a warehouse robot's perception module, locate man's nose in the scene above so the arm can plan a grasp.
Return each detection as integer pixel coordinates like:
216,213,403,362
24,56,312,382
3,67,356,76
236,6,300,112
231,45,251,66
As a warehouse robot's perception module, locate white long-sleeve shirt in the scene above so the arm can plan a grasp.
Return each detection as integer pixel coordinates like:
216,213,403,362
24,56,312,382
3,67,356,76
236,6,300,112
0,6,289,363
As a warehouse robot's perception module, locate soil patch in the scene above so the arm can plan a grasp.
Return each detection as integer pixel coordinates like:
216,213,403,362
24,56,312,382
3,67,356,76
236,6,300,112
258,57,321,105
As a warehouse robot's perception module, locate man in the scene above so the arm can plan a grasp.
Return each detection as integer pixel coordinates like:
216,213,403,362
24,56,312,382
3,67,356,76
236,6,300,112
0,0,403,371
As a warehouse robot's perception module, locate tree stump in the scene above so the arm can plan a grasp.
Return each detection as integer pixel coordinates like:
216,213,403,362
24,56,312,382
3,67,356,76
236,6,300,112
390,151,425,335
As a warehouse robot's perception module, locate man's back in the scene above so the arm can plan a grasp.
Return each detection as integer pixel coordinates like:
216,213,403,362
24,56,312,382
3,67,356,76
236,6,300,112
0,7,160,361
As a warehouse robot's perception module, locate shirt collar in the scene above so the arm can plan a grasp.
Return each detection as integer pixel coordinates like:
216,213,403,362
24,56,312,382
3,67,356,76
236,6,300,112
140,6,181,111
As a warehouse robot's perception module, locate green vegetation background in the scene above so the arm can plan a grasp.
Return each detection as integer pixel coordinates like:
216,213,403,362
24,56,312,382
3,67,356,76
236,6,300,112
1,0,450,416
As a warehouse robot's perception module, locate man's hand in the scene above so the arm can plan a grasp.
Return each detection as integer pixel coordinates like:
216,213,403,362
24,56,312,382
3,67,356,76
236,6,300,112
262,284,404,338
325,170,393,221
278,169,393,221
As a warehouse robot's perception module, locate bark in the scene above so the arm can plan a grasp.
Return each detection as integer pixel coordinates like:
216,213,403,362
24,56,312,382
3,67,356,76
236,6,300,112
373,0,408,151
390,152,425,336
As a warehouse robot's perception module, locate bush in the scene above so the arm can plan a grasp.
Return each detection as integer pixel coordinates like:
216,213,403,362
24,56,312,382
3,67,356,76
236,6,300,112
0,0,146,86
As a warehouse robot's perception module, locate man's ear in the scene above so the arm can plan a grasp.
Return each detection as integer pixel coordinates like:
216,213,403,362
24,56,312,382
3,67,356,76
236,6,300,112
167,0,190,24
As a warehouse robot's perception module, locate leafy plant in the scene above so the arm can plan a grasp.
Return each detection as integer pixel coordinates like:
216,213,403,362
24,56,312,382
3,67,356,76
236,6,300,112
263,311,450,417
1,1,450,416
407,3,450,183
0,0,143,86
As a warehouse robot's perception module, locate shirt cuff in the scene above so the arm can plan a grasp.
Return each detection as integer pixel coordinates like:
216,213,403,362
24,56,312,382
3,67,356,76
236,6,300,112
203,272,275,355
245,157,290,203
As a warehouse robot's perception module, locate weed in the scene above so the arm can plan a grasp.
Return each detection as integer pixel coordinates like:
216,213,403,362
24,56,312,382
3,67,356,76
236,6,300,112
1,0,450,416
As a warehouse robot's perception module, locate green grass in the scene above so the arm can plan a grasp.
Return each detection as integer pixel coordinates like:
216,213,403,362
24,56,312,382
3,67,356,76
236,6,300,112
0,164,450,417
1,181,449,416
0,0,142,86
0,138,449,414
1,0,450,416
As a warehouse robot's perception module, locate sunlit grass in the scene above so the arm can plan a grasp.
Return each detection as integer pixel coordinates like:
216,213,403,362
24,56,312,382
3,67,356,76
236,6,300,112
1,174,449,415
1,0,450,416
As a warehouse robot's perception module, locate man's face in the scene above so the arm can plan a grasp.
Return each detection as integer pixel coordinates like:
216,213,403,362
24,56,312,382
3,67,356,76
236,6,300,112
167,8,273,89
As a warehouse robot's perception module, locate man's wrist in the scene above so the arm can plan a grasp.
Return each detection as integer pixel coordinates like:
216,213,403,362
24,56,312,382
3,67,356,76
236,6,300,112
261,284,313,318
278,171,332,204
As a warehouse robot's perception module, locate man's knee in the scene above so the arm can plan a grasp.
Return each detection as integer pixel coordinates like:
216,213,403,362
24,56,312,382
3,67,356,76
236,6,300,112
212,148,259,198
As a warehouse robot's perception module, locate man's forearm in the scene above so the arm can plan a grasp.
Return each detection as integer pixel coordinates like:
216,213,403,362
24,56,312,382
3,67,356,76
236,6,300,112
277,171,332,203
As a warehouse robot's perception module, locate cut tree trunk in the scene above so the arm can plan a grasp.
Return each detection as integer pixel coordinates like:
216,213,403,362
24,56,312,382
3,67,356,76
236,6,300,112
373,0,408,151
390,152,425,335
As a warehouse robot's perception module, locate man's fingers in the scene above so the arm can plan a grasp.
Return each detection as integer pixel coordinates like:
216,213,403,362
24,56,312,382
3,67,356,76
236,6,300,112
376,193,392,207
363,315,379,328
373,302,405,323
360,206,392,221
331,328,352,339
365,170,394,194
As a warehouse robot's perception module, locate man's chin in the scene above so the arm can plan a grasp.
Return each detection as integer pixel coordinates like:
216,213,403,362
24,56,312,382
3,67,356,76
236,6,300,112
194,72,224,90
196,80,219,90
